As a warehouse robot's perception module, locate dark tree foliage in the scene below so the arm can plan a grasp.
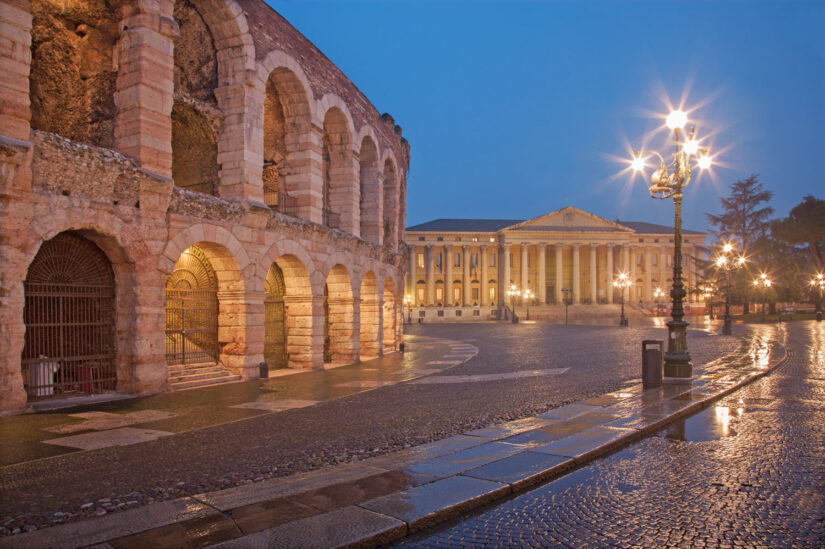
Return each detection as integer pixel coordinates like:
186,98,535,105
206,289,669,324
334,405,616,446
771,195,825,271
706,175,774,249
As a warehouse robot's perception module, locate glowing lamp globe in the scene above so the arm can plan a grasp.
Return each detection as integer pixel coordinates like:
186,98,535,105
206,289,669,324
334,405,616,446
698,154,712,170
666,110,687,130
683,139,699,155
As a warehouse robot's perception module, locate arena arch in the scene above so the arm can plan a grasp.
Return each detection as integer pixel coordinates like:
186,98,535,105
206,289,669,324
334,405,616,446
325,264,357,364
359,271,380,359
382,156,399,249
320,98,358,234
359,135,381,245
382,276,397,353
264,253,314,369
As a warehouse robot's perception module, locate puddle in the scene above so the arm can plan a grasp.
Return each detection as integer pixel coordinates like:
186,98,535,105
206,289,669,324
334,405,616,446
659,405,744,442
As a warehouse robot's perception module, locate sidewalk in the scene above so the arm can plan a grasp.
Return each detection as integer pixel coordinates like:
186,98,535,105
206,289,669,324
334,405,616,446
5,333,786,549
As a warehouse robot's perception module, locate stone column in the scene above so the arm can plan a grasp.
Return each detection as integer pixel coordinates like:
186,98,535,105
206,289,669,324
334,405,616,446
284,295,317,368
328,296,358,363
114,0,178,177
463,245,471,305
590,245,597,303
408,245,416,299
538,245,546,303
500,241,510,307
309,295,326,368
425,245,434,305
572,244,581,304
622,245,630,274
629,246,637,300
444,245,452,306
606,245,614,303
481,246,489,305
520,244,528,292
555,245,563,303
644,247,652,302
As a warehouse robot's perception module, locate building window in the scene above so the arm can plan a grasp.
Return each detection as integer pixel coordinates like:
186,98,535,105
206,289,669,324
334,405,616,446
472,287,479,300
435,252,442,270
667,255,673,267
418,237,424,241
455,310,462,316
436,288,443,301
417,288,424,303
490,254,496,267
417,253,424,269
453,288,461,303
471,253,478,269
489,237,495,242
652,254,658,267
437,236,443,241
471,237,478,242
637,253,643,266
454,253,461,267
473,310,480,316
490,287,496,302
437,310,444,317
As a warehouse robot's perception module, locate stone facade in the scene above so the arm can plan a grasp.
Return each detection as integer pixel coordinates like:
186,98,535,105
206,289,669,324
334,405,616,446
0,0,409,413
405,207,707,320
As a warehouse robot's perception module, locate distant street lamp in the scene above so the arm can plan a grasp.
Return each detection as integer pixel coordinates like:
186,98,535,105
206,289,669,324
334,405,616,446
653,287,665,316
613,273,631,327
630,109,714,379
715,242,747,335
522,289,535,320
702,282,717,320
404,294,413,324
810,273,824,321
561,287,573,325
506,284,520,324
752,274,772,321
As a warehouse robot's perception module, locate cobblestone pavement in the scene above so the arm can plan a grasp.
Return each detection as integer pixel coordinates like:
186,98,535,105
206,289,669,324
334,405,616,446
1,320,737,536
398,321,825,548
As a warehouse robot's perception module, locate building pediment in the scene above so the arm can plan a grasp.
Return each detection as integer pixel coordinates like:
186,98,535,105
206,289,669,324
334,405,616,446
508,206,633,233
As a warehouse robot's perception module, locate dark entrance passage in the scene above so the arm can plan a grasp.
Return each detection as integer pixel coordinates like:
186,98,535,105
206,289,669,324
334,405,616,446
22,232,116,401
264,263,287,369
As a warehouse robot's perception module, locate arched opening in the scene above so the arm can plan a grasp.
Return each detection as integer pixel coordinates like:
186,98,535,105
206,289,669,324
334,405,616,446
383,158,399,249
165,245,218,365
322,108,353,230
265,254,313,369
29,0,119,148
22,232,116,400
325,264,355,364
359,137,380,244
171,0,221,195
382,278,397,353
360,272,380,359
264,263,287,369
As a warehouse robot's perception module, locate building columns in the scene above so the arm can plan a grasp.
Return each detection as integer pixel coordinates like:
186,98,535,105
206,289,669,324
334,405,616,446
606,245,614,303
572,244,581,304
555,245,563,303
445,245,452,306
520,244,528,292
644,246,652,302
500,241,510,310
463,245,471,305
590,245,597,303
425,245,434,305
538,245,546,303
481,246,488,305
408,246,415,299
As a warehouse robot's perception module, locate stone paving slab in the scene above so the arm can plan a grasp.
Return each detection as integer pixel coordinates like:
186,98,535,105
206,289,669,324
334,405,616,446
41,427,175,450
229,399,318,412
4,337,788,549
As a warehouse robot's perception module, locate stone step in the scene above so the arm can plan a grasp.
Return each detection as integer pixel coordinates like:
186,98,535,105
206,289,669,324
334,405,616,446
167,361,218,373
168,368,228,384
170,373,242,391
167,365,223,377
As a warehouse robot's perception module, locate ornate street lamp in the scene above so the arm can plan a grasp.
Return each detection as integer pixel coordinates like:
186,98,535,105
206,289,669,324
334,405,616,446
403,294,413,324
561,287,573,325
506,284,520,324
613,273,631,327
715,242,747,335
522,289,535,320
752,274,771,321
630,109,712,379
810,273,824,321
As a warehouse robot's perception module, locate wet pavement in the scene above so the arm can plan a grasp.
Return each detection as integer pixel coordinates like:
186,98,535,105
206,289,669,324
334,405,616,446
2,320,743,541
399,321,825,548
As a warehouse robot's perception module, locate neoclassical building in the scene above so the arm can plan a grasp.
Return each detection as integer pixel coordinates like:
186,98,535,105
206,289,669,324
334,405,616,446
0,0,409,412
405,207,707,319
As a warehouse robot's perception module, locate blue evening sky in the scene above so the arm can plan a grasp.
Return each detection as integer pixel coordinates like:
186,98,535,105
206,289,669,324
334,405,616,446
269,0,824,233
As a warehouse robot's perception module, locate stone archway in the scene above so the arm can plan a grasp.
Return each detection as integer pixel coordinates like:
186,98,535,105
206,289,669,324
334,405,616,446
265,254,313,369
22,232,116,400
360,272,380,359
359,136,380,244
382,277,397,353
322,107,356,232
325,264,356,364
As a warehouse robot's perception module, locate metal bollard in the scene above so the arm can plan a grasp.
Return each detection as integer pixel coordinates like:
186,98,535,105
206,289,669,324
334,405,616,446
642,340,663,387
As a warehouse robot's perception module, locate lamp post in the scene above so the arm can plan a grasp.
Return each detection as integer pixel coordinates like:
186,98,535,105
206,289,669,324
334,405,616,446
561,287,573,325
810,273,824,321
715,242,747,335
752,274,771,321
506,284,520,324
404,294,413,324
702,282,716,320
522,289,535,320
630,109,713,379
613,273,631,327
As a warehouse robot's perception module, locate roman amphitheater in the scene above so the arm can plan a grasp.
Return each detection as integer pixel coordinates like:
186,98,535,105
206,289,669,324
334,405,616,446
0,0,410,413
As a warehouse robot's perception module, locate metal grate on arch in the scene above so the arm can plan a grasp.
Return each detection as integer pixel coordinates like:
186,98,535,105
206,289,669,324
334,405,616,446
22,232,116,401
264,263,288,369
165,245,219,365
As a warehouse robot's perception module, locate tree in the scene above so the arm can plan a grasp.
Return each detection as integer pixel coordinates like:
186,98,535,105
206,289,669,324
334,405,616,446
771,195,825,272
706,175,775,313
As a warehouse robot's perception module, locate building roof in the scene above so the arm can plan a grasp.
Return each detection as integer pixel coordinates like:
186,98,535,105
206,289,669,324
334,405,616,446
405,219,523,232
406,217,707,236
618,221,706,235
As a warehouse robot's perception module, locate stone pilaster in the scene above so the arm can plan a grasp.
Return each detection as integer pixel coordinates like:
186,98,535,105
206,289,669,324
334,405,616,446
644,246,652,302
463,245,470,305
520,243,528,291
606,245,614,302
445,244,452,306
573,244,581,304
538,245,546,303
481,246,488,305
425,245,434,305
555,244,563,303
285,295,319,369
590,245,597,302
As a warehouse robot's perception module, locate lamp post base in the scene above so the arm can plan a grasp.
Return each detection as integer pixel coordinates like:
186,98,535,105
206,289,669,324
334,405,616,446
619,317,628,327
723,315,732,335
664,354,693,378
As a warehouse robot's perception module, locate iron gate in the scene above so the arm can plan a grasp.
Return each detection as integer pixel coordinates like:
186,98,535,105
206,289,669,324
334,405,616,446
165,289,218,364
264,263,287,369
22,233,116,400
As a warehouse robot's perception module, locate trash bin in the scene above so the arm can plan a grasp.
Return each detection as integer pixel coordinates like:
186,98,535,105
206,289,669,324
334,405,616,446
28,359,59,397
642,340,663,387
259,362,269,379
